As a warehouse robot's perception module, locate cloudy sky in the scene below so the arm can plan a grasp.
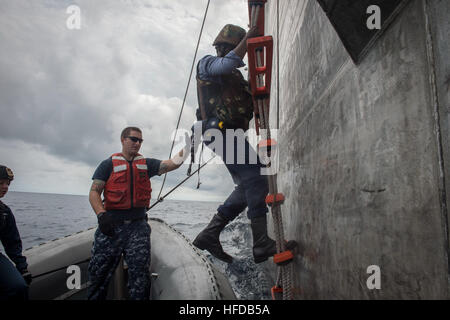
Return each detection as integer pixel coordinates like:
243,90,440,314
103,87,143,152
0,0,251,201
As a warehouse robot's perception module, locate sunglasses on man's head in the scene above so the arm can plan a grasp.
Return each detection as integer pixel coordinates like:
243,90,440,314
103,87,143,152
127,136,144,144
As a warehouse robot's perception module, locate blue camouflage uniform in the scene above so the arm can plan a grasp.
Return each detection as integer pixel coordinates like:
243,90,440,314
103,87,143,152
0,201,29,300
87,157,160,300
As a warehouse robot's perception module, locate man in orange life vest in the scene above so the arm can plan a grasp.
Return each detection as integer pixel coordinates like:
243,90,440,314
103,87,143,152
87,126,190,300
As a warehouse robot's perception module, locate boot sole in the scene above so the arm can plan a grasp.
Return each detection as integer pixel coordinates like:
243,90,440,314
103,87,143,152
193,239,233,263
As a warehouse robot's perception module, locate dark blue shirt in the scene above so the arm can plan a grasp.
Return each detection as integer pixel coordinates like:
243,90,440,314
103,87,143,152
0,201,27,272
92,157,161,221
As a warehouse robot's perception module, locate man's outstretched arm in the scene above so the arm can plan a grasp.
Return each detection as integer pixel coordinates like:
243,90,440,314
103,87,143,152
158,132,191,175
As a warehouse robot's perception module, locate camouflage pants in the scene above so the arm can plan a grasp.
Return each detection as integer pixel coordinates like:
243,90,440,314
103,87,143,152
87,219,151,300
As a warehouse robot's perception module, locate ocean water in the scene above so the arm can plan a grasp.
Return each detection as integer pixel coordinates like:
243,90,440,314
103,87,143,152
2,191,272,300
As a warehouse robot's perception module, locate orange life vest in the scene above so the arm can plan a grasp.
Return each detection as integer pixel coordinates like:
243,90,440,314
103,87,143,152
104,153,152,210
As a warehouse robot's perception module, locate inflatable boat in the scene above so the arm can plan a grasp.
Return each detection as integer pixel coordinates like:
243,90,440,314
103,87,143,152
24,218,236,300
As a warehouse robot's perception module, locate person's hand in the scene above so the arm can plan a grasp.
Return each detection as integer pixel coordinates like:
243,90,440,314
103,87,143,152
20,269,32,285
246,26,260,39
235,26,261,59
172,132,192,166
97,211,115,237
183,131,191,157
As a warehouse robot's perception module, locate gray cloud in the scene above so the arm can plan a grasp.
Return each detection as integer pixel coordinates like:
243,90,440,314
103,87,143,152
0,0,249,200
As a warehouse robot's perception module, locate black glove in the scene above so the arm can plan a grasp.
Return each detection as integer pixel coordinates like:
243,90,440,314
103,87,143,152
97,211,115,237
20,269,32,286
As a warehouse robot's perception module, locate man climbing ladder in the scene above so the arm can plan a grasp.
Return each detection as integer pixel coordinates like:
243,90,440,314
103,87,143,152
192,24,279,265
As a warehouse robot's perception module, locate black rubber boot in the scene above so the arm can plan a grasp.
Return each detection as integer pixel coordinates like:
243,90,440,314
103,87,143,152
193,213,233,263
251,215,277,263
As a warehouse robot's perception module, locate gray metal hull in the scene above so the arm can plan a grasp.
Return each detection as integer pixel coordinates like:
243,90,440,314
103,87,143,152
263,0,450,299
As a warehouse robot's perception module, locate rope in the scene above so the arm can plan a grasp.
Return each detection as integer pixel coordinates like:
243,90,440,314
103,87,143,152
196,143,205,189
148,155,216,211
156,0,211,201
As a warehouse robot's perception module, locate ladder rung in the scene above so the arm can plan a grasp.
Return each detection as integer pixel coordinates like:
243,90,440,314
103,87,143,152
258,139,277,148
266,193,285,206
274,250,294,266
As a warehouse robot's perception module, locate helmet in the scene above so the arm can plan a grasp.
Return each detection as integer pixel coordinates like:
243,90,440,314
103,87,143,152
0,165,14,181
213,24,246,47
